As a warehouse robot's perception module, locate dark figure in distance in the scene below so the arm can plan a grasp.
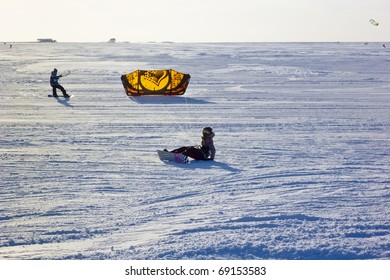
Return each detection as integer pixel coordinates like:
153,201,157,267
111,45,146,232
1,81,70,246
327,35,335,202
50,68,70,98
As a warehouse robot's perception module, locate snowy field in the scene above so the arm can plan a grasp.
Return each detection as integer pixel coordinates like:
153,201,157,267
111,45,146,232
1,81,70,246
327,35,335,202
1,42,389,260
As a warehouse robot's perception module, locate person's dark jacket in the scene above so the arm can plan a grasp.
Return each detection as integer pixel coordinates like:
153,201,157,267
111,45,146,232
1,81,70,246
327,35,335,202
50,72,61,86
201,132,216,160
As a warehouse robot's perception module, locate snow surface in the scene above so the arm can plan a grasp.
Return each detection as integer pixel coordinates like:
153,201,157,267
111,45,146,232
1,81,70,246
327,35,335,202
1,42,389,260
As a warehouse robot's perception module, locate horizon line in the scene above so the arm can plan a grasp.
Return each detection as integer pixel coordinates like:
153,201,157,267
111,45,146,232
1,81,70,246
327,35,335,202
2,40,389,44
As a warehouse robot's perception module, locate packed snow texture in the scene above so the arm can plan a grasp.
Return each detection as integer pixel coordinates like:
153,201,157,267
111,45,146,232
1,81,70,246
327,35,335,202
1,42,389,260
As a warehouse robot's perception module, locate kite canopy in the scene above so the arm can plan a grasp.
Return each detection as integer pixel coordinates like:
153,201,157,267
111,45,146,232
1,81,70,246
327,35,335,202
121,69,191,96
369,19,379,26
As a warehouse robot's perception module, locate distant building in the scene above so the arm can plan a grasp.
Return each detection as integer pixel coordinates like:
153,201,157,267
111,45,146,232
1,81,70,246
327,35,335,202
108,38,116,43
37,38,57,43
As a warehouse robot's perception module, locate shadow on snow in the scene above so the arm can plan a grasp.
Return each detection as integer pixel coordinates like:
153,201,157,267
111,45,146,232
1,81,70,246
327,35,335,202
128,96,214,105
163,160,241,173
55,97,74,108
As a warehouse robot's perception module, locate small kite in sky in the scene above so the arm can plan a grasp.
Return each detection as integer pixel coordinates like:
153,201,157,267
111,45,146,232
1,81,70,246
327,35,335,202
369,19,379,26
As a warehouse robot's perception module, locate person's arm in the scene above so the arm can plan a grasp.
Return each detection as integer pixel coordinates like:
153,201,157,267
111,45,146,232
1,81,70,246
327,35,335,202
209,143,216,160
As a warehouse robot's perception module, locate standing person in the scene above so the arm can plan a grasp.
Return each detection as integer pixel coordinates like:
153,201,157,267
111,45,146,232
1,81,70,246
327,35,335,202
50,68,70,98
168,127,216,160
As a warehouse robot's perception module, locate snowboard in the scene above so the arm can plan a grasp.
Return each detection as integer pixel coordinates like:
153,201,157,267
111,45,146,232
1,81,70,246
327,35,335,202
157,150,189,164
48,94,73,98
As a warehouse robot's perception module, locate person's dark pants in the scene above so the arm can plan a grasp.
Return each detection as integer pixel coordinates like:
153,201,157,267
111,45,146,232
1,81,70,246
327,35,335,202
171,146,207,160
52,84,67,96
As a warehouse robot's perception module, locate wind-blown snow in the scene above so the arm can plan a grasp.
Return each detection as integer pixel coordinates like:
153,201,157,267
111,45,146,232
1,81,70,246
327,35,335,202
0,42,389,260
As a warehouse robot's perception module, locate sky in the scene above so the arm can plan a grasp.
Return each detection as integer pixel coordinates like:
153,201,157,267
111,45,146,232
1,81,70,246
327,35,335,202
0,0,389,42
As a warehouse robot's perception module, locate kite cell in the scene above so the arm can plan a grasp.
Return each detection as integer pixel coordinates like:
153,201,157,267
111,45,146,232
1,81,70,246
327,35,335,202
369,19,379,26
121,69,191,96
